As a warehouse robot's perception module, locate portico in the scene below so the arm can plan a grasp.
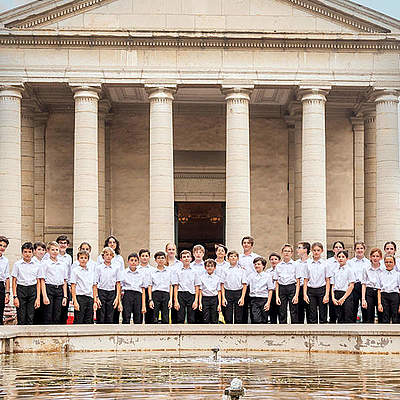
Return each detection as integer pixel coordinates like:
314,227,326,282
0,0,399,263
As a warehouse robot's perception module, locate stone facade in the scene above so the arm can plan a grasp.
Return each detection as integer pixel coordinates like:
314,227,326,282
0,0,399,263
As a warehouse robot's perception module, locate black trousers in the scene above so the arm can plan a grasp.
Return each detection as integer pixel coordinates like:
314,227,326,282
251,297,268,323
202,295,218,324
177,291,195,323
297,285,307,323
328,292,337,324
269,291,278,324
171,305,178,324
351,282,362,322
74,295,94,324
153,290,169,324
334,290,354,323
60,285,71,324
364,287,382,323
381,292,400,323
308,286,327,324
143,288,154,324
43,284,64,324
33,291,44,325
16,284,36,325
241,286,251,323
0,282,5,325
122,290,142,324
278,283,298,324
225,289,243,324
97,289,116,324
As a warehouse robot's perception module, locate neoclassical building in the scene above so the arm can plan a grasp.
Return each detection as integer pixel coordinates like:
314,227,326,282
0,0,399,263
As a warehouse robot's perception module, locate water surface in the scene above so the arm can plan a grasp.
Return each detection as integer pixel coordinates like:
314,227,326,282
1,351,399,399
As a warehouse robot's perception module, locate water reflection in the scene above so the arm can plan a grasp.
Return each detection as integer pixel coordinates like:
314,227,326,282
0,351,399,399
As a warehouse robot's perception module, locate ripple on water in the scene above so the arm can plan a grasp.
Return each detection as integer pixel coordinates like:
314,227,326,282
1,352,400,399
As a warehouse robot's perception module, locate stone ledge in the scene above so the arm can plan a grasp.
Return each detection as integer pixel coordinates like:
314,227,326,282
1,324,400,354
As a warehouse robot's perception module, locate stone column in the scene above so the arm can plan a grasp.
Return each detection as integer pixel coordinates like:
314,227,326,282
289,102,302,246
0,85,23,265
147,87,175,255
98,100,110,250
363,108,376,249
374,90,400,248
21,106,35,243
351,117,365,242
299,88,329,249
33,113,47,242
285,117,295,245
224,88,251,251
72,86,100,257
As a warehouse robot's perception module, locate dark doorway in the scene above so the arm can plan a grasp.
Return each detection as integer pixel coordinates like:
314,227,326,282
175,202,225,259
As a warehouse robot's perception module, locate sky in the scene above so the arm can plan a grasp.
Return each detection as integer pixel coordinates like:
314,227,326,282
0,0,399,19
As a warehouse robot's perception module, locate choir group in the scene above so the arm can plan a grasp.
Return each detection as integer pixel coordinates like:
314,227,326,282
0,234,399,325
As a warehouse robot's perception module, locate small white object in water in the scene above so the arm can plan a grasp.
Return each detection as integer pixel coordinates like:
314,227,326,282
223,378,245,399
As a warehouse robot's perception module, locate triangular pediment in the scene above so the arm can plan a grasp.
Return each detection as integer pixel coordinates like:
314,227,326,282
1,0,399,34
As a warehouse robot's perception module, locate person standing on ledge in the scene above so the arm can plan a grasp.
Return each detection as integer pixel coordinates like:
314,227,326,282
11,242,41,325
0,236,10,325
172,250,200,324
239,236,259,323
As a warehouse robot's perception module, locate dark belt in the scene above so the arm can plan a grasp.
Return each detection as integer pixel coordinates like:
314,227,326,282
46,283,64,289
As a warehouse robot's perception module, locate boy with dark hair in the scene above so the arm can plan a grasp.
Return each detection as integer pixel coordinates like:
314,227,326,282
248,257,274,323
138,248,156,323
11,242,41,325
172,250,200,324
199,259,221,324
56,235,72,324
120,253,146,324
295,241,311,323
221,250,247,324
239,236,259,323
32,241,46,324
0,236,10,325
70,250,96,324
148,251,173,324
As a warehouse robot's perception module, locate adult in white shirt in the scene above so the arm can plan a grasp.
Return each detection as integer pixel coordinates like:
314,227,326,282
239,236,260,324
348,241,370,323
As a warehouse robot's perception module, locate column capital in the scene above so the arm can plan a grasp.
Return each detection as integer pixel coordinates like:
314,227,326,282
222,86,252,101
0,83,24,99
70,84,101,100
350,117,364,128
146,85,176,101
297,86,330,102
98,99,112,116
372,89,399,104
288,101,302,119
33,112,49,126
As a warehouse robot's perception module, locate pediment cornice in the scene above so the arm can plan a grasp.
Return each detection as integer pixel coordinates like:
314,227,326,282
0,31,399,51
1,0,398,34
